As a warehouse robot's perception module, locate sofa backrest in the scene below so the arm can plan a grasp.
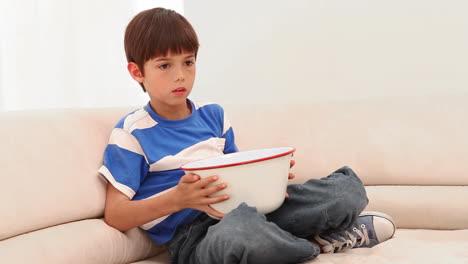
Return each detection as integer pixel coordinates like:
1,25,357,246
225,95,468,186
225,94,468,230
0,108,132,240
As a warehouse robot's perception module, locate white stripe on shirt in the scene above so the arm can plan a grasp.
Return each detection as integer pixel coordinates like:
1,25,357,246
123,108,158,134
149,137,225,172
109,128,149,163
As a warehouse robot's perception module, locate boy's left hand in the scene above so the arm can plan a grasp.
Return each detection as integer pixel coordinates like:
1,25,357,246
285,159,295,199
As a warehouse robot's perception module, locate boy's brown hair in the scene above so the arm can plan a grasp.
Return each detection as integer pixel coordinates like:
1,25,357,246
124,8,199,92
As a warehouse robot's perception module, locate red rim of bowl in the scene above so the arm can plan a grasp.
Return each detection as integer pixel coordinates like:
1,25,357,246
181,147,296,171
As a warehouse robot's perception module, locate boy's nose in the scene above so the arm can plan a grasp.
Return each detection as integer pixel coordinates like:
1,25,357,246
174,67,185,82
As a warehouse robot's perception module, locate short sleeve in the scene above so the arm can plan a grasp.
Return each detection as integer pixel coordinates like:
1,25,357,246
221,108,239,154
98,128,149,199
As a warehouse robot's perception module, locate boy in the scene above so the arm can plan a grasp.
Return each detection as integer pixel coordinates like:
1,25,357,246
100,7,396,264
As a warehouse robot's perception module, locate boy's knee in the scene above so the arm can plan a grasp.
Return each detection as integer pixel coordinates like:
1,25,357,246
198,203,318,263
328,166,368,203
197,205,268,262
204,203,264,237
208,203,268,242
322,166,369,230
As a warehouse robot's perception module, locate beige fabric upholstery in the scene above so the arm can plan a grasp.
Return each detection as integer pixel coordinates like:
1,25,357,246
309,229,468,264
132,230,468,264
1,94,467,263
0,219,162,264
226,95,468,186
0,109,130,240
365,186,468,229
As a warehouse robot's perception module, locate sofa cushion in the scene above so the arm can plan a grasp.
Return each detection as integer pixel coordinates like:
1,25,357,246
311,229,468,264
132,229,468,264
0,108,132,240
226,95,468,186
365,185,468,229
0,219,162,264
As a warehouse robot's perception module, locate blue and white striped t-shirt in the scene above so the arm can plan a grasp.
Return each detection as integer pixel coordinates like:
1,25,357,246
98,100,238,244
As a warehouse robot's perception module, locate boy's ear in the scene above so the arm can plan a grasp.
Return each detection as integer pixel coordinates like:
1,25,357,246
127,62,144,83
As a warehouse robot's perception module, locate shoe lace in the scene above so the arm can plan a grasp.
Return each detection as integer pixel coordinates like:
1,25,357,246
314,224,371,253
353,224,370,247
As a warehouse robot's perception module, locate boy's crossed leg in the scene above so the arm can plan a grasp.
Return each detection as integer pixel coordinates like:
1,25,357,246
268,166,395,253
267,166,369,237
168,166,395,263
192,204,319,264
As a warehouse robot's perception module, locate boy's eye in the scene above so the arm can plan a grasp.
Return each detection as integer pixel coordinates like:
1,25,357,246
159,64,170,70
185,60,195,67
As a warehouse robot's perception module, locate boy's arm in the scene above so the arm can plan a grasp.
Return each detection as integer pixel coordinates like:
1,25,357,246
104,183,176,232
104,173,229,232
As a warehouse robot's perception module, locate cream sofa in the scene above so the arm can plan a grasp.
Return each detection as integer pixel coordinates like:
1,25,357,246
1,95,468,264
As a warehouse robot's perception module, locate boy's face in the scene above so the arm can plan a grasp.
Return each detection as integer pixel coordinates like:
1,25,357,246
128,51,196,110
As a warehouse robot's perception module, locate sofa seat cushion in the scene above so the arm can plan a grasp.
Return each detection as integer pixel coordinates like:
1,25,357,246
312,229,468,264
132,229,468,264
0,218,163,264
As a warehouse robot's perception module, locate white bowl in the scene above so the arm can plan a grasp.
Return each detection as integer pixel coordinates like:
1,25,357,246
181,147,295,218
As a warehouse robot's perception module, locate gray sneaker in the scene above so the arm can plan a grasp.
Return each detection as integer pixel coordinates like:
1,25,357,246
313,211,396,253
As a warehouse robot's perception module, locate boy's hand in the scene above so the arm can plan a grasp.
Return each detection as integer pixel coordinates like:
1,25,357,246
288,159,296,180
171,173,229,218
285,159,296,199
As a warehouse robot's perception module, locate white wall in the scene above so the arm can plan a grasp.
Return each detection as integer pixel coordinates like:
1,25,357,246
184,0,468,105
0,0,183,111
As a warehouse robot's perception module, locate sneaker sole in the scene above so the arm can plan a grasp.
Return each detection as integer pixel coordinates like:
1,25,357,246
359,211,396,237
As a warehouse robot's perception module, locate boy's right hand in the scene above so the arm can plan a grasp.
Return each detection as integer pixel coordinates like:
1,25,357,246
171,173,229,219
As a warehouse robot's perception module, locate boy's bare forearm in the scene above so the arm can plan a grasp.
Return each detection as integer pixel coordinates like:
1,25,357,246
104,184,181,232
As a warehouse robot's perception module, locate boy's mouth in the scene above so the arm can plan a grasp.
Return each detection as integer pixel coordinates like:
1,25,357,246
172,87,187,95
